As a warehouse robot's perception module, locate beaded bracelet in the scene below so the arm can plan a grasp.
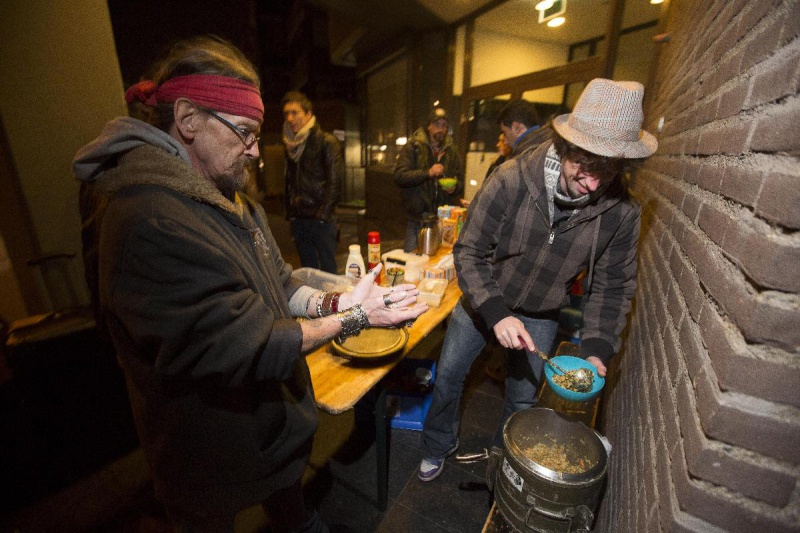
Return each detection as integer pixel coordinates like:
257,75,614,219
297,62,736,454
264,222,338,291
322,292,335,316
315,292,327,318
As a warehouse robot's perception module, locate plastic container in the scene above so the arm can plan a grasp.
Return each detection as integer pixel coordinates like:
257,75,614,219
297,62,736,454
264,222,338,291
367,231,381,284
417,278,448,307
292,268,353,292
381,249,429,283
345,244,366,280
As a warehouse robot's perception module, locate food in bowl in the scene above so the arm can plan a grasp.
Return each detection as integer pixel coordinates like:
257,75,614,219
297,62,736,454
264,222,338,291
438,177,457,189
544,355,605,402
552,369,593,392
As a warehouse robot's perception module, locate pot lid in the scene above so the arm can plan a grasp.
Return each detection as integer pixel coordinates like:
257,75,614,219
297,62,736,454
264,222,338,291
503,407,607,485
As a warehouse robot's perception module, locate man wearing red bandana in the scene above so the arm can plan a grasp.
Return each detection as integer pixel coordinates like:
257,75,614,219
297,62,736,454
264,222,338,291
74,36,426,532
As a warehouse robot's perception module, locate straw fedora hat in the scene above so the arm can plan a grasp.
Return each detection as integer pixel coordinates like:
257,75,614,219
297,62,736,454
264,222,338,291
552,78,657,159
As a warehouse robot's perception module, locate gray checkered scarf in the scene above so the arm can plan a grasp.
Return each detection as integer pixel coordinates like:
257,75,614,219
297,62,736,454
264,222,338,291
544,145,591,225
282,115,316,162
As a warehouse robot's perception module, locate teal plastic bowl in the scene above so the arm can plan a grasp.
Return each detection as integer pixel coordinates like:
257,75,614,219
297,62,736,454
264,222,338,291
544,355,605,402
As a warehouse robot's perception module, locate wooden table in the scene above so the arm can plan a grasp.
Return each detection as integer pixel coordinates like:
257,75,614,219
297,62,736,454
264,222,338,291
306,268,461,414
305,254,461,509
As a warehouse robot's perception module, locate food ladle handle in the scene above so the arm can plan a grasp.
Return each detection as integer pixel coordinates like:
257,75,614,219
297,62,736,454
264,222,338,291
534,350,569,376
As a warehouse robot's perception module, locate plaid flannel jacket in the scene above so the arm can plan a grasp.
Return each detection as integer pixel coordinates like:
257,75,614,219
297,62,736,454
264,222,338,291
454,140,640,363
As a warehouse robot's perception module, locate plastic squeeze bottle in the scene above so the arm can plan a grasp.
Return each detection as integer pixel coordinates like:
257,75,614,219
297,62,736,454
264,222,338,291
367,231,381,284
345,244,366,280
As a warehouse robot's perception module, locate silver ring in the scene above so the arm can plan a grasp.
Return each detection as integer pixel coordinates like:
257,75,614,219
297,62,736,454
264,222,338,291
383,294,393,307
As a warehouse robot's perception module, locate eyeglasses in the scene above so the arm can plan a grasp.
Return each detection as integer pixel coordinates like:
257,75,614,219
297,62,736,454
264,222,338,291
202,107,260,149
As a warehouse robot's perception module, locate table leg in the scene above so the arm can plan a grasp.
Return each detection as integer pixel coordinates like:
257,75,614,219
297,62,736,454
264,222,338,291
374,387,389,511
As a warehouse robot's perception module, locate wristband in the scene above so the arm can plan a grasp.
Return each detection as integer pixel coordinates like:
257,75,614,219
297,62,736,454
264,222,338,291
303,292,313,319
336,304,370,341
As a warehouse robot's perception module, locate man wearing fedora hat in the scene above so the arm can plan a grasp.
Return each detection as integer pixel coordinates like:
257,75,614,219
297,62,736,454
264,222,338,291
395,107,464,252
418,79,657,483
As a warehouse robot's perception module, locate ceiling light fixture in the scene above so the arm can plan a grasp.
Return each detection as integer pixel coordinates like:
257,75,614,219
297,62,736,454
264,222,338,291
650,0,664,3
536,0,566,25
547,16,566,27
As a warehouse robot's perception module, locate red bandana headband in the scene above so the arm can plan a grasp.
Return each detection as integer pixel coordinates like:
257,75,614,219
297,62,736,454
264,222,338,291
125,74,264,123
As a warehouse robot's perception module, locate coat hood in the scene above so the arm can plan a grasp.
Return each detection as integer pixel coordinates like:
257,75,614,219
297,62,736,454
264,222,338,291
73,117,191,182
73,117,242,216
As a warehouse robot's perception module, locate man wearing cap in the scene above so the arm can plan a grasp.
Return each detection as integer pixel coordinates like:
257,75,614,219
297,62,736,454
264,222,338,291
418,79,657,483
73,36,426,531
394,107,464,252
282,91,343,274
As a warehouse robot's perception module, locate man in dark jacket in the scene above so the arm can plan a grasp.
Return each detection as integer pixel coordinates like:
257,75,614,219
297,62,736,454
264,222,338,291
282,91,342,274
497,98,551,159
394,108,464,252
74,36,426,532
463,99,549,208
418,79,657,483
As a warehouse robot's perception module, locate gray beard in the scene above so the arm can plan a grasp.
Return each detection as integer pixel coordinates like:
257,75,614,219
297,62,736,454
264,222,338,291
214,165,249,200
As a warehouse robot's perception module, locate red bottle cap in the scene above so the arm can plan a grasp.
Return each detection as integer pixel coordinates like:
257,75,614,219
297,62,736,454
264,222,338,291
367,231,380,243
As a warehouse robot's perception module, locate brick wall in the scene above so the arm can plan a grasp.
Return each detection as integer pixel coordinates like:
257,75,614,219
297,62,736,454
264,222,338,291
595,0,799,531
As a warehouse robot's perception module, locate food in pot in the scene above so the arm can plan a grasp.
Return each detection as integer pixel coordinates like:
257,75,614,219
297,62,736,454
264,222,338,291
522,442,594,474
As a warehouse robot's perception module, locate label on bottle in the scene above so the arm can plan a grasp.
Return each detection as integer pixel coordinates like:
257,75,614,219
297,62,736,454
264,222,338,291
367,243,381,265
347,262,363,279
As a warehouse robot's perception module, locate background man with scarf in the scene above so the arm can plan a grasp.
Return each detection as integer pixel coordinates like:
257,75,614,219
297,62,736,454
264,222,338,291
282,91,343,274
394,107,464,252
74,36,426,532
417,79,657,484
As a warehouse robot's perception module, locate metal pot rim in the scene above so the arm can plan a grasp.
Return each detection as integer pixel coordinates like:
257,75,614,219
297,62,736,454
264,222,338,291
502,407,608,484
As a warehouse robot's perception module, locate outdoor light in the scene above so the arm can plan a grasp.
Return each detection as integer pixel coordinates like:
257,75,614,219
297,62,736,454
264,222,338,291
396,137,407,146
380,145,387,151
547,16,565,27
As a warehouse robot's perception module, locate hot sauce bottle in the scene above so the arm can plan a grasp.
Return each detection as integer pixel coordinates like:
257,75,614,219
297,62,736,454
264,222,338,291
367,231,381,284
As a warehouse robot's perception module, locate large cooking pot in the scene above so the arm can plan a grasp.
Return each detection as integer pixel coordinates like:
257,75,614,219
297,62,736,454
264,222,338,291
495,408,608,533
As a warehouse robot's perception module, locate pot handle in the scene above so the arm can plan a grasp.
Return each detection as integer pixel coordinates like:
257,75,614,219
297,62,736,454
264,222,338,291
523,501,594,532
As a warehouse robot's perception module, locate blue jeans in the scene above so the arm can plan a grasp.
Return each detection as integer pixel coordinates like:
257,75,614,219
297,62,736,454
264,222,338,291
290,218,338,274
404,220,422,253
420,301,559,458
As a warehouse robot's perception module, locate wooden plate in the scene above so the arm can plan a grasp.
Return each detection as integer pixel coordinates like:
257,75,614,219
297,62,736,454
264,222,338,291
331,327,409,360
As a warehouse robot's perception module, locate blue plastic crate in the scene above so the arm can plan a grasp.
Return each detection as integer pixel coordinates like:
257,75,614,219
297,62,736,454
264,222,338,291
386,359,436,431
